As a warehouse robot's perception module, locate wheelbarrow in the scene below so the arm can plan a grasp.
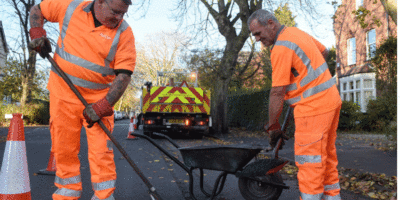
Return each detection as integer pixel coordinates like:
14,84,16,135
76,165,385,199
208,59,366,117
131,108,292,200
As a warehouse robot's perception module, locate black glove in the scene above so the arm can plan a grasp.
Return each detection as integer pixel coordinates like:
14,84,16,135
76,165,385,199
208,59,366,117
83,97,113,128
268,129,289,149
28,27,52,58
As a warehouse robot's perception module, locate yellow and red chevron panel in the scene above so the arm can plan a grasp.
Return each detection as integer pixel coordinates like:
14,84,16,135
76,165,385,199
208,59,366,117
142,86,211,115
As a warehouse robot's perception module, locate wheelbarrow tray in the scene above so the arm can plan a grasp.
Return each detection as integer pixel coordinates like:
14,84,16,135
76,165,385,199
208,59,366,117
179,144,264,173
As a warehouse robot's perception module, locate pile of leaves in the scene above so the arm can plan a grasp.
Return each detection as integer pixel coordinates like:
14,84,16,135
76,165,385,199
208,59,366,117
278,164,397,199
338,167,397,199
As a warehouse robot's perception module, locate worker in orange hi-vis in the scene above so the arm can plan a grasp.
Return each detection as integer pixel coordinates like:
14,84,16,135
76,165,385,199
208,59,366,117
248,9,342,200
28,0,136,199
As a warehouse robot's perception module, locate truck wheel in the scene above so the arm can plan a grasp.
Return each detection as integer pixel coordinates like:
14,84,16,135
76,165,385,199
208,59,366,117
238,172,283,200
144,131,154,138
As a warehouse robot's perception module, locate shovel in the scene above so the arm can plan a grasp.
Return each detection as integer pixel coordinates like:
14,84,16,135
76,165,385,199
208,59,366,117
45,53,163,200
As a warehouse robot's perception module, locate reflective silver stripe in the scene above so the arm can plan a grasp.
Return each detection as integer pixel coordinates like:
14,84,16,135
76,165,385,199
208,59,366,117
301,62,329,87
107,140,113,151
300,192,323,200
91,194,115,200
56,0,127,90
276,40,333,105
303,78,336,98
286,96,301,105
295,155,321,165
55,175,81,185
51,66,112,90
56,46,115,77
323,194,341,200
92,180,116,191
325,182,340,191
104,20,129,68
275,41,328,87
286,83,297,92
54,188,82,197
61,0,83,48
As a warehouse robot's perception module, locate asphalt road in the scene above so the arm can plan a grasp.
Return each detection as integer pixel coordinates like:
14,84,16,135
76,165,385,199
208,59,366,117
0,119,391,199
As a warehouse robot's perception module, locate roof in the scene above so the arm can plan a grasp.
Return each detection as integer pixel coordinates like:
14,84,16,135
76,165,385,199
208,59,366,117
338,63,375,78
0,21,8,54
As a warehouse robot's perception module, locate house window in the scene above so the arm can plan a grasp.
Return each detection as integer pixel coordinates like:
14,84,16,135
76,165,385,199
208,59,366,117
347,37,356,65
366,29,376,60
356,0,364,8
340,73,376,112
363,79,373,88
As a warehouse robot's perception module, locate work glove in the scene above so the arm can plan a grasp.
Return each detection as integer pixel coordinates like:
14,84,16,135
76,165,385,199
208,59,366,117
268,129,289,149
264,122,289,149
83,97,114,128
28,27,52,58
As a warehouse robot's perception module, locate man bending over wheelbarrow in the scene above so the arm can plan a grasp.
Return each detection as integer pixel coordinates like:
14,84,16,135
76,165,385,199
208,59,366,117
29,0,136,199
248,9,342,200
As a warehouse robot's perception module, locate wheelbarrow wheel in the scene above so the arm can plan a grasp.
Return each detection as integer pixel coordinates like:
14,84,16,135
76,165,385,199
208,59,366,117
238,172,283,200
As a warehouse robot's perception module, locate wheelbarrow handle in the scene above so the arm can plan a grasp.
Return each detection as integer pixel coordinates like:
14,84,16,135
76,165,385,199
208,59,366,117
45,53,163,200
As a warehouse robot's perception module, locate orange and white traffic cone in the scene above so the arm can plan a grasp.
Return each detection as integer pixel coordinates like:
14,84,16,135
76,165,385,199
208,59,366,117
133,115,138,130
0,113,31,199
37,151,56,176
126,116,137,139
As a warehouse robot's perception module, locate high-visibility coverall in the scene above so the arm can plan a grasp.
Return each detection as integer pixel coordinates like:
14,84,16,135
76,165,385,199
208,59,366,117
40,0,136,199
271,26,342,200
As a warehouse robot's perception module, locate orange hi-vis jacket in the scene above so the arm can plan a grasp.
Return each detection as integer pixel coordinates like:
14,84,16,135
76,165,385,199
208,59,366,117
41,0,136,104
271,26,341,117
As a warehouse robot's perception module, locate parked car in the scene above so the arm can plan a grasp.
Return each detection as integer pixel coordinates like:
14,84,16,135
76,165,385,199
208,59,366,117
122,111,128,119
114,111,123,120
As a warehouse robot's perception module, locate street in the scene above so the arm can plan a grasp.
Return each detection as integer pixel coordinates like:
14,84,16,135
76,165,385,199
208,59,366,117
0,119,299,200
0,118,390,200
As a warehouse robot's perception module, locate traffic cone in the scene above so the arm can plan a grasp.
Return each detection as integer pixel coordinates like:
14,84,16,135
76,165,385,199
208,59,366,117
133,115,138,130
126,116,136,139
0,113,31,199
37,151,56,176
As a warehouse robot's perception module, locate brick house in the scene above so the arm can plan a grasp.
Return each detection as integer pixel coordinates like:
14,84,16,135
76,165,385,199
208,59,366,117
333,0,397,112
0,20,8,82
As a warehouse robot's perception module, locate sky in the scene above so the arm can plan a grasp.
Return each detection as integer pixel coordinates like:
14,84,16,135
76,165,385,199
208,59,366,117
126,0,340,50
0,0,340,70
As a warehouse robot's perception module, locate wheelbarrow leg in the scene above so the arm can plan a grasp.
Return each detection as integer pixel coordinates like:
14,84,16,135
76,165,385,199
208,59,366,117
208,171,228,200
199,169,227,198
189,168,198,200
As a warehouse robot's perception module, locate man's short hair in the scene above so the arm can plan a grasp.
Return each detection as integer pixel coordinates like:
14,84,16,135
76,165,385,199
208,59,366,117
122,0,132,5
248,9,278,27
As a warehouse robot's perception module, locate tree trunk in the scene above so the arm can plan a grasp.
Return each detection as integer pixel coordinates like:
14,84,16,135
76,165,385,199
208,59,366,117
212,77,230,135
20,51,36,106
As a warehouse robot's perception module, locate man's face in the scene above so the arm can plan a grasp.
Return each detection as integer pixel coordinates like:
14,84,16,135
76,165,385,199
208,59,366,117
249,19,276,47
97,0,129,28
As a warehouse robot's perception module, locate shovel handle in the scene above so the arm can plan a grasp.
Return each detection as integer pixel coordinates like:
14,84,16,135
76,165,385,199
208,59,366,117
45,53,163,200
272,107,293,159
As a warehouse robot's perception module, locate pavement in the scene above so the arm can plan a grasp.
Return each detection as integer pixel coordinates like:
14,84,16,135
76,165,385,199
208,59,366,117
0,120,397,200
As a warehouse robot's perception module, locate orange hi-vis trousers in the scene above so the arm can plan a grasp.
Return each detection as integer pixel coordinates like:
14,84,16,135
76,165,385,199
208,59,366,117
294,106,341,200
50,95,116,200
